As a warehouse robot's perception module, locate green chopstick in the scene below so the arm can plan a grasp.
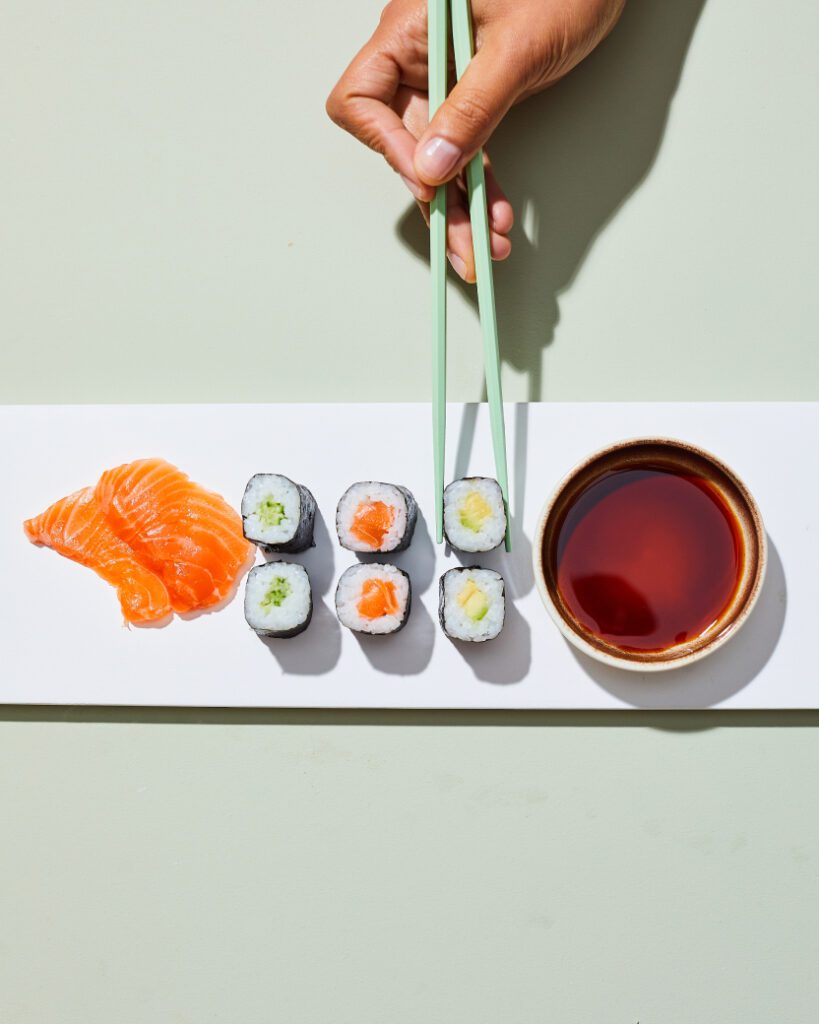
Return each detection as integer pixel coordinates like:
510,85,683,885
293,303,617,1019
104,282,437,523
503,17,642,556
429,0,448,545
450,0,511,551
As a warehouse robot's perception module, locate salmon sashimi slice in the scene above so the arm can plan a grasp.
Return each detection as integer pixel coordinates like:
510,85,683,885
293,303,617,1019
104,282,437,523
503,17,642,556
23,488,172,625
357,578,399,619
94,458,254,612
350,500,395,549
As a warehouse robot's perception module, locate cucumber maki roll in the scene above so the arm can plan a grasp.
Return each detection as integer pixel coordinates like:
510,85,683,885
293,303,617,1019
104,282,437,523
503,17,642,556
335,563,411,635
443,477,507,553
336,482,417,553
241,474,316,553
439,567,505,642
244,561,312,638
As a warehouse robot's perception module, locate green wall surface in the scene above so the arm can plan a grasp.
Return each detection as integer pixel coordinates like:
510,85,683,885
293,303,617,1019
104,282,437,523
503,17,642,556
1,1,817,1022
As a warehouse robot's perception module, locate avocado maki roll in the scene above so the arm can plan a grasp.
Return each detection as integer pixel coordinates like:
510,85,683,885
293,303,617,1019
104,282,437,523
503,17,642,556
241,474,316,553
244,561,312,638
439,566,505,642
335,563,411,635
443,477,507,553
336,482,417,553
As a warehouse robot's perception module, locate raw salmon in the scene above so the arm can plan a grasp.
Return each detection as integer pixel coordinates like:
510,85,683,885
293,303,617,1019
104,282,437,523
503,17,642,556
350,500,395,549
356,577,399,619
94,458,254,612
23,488,172,624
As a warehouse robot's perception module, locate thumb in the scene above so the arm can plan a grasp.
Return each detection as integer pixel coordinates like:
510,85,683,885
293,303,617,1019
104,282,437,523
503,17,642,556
414,38,522,186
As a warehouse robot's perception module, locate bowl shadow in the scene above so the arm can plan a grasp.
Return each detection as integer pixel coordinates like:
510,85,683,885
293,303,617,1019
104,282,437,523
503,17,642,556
568,535,787,709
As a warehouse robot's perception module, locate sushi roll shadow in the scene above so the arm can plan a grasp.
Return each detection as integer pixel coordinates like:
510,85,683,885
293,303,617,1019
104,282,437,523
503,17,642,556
354,503,438,595
439,568,532,685
260,597,343,676
264,506,336,597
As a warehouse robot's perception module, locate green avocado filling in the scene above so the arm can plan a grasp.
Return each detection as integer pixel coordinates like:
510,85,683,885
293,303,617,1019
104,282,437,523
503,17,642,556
258,497,287,529
459,490,492,533
457,580,489,622
261,576,291,610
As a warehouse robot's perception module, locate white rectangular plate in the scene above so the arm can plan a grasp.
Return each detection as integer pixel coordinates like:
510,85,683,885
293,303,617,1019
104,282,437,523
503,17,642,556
1,403,814,709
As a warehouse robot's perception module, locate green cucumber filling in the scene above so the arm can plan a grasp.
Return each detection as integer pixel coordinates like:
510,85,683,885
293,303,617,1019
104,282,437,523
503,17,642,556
258,496,287,529
261,576,291,610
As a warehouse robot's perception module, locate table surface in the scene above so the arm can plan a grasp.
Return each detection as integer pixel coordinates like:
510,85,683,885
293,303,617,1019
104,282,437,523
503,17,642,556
2,1,817,1022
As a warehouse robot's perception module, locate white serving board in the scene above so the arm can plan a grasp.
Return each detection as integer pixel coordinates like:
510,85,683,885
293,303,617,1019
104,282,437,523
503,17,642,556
0,403,815,710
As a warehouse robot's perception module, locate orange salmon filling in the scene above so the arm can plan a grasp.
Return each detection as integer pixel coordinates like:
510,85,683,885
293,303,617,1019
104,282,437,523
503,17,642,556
350,500,395,548
357,578,399,619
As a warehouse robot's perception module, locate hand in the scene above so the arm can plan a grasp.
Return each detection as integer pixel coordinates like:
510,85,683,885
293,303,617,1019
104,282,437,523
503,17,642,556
327,0,625,282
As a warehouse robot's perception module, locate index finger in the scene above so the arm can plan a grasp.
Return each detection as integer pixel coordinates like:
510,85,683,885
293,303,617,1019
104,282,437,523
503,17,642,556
326,35,435,202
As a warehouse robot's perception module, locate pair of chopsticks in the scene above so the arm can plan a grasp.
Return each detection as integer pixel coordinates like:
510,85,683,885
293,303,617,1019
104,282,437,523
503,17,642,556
429,0,511,552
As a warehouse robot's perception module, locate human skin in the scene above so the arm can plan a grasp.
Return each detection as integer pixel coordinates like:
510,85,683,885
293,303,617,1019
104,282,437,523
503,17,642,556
327,0,626,281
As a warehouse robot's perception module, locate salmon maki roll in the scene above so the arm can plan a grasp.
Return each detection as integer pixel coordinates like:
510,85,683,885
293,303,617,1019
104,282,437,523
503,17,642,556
335,563,411,635
336,482,417,553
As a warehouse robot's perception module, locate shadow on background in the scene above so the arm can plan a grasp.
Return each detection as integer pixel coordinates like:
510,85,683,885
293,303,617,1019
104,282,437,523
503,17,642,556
397,0,707,400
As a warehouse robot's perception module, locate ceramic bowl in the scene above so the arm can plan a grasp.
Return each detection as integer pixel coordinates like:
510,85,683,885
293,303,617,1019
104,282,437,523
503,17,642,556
532,438,767,672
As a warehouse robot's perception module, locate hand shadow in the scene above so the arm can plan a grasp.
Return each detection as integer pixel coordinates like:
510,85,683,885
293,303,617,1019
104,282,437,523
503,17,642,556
396,0,707,401
569,535,787,709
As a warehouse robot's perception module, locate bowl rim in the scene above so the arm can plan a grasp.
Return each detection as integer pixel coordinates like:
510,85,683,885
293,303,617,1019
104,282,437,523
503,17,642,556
531,436,768,672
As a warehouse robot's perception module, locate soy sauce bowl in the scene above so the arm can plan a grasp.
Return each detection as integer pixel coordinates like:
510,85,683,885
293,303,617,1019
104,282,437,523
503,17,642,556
533,438,767,672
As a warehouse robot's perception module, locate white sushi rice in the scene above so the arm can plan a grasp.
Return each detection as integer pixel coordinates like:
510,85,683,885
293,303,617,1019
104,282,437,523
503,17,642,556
245,561,311,635
444,477,506,553
337,482,408,552
242,474,301,546
441,567,505,642
336,563,410,634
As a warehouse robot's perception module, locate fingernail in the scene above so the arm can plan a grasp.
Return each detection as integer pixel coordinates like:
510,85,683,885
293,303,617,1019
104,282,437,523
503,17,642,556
400,174,425,201
447,251,468,279
417,137,461,181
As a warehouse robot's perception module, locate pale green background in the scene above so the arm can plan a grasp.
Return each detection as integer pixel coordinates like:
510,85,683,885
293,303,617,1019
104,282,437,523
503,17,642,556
1,0,817,1021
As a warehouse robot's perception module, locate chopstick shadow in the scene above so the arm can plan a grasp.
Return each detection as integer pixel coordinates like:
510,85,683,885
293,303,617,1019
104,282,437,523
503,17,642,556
571,535,788,710
395,0,707,402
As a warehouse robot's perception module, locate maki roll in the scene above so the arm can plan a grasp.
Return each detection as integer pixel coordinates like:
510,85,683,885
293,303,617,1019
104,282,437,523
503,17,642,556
335,563,411,635
443,477,507,553
241,474,316,553
336,482,417,553
244,561,312,638
439,567,505,642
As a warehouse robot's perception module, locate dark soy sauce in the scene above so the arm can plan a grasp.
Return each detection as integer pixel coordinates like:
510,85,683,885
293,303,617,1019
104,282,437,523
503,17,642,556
551,467,743,653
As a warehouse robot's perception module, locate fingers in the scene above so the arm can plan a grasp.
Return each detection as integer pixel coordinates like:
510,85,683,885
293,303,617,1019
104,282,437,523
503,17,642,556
413,37,524,186
327,35,435,202
413,174,511,283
